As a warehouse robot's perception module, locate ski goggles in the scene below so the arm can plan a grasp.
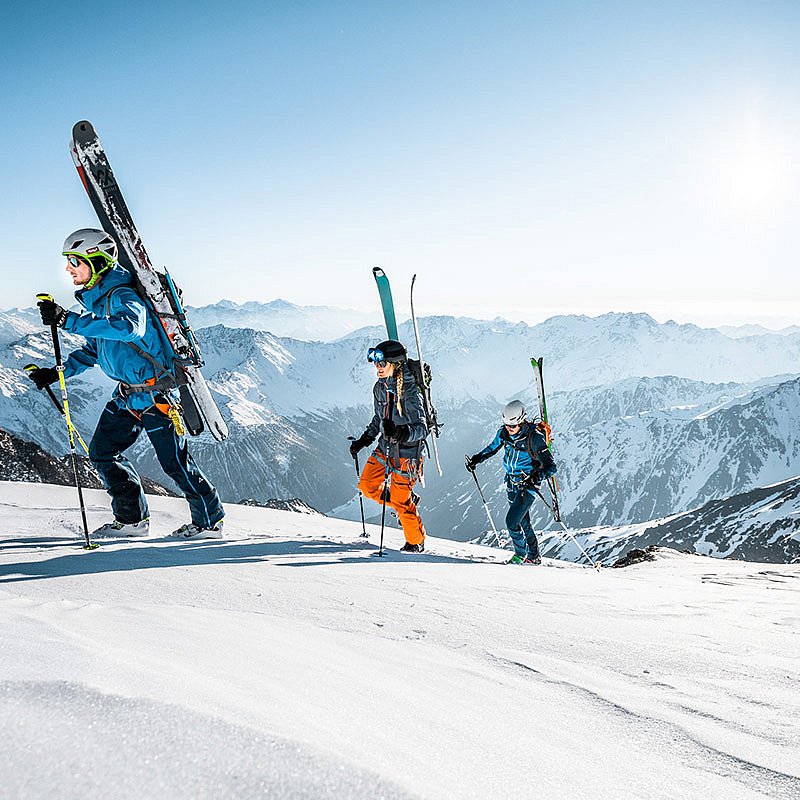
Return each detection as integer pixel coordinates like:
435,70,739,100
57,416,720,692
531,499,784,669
367,347,388,367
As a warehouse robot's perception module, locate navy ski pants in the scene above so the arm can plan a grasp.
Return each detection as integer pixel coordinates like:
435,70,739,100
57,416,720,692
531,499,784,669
505,487,540,559
88,399,224,528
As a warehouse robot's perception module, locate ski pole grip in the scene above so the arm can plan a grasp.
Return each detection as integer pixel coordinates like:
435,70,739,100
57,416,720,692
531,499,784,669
36,292,64,366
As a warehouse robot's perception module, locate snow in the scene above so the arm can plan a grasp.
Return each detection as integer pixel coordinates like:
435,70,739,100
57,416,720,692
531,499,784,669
1,481,798,799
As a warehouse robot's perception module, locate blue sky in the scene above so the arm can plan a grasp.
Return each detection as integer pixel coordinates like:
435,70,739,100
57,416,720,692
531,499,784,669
2,1,798,327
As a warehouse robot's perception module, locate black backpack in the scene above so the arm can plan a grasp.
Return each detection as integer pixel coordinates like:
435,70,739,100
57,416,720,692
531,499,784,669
406,358,441,438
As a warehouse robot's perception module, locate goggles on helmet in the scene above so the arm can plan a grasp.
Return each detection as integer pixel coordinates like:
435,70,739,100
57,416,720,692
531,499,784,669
367,347,388,367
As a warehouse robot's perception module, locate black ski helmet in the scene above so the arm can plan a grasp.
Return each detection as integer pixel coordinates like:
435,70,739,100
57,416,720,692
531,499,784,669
367,340,407,364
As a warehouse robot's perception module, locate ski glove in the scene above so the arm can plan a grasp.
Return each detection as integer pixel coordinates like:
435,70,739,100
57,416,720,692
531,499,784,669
38,298,68,328
382,418,409,443
464,454,481,472
26,366,58,390
349,432,375,458
542,463,557,480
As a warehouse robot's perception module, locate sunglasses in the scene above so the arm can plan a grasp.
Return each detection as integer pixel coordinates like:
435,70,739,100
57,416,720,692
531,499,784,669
66,255,85,268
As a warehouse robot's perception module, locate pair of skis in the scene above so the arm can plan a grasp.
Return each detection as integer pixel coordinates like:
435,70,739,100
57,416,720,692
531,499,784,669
372,267,442,476
69,121,228,442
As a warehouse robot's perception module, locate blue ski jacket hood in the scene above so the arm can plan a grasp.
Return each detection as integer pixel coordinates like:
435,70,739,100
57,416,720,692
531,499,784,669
60,266,175,412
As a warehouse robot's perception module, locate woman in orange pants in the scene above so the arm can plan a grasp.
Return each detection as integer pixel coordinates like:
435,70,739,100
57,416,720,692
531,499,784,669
349,339,428,552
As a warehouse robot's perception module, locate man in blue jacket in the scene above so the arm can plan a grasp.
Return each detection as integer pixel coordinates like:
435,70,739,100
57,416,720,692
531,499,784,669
27,228,224,539
466,400,556,564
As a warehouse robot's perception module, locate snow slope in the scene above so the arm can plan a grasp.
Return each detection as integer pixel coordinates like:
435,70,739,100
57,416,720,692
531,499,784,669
1,482,798,799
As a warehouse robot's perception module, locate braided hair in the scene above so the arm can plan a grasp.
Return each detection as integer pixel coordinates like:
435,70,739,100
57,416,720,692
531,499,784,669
394,363,404,416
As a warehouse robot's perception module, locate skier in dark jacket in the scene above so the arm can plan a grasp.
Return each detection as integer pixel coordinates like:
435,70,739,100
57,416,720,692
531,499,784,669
26,228,224,539
466,400,556,564
349,340,428,552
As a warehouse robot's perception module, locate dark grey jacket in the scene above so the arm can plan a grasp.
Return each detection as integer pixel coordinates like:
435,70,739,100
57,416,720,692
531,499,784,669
363,365,428,460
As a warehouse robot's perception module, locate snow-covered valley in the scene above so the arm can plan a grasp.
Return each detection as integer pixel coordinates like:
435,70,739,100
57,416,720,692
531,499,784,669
1,481,798,799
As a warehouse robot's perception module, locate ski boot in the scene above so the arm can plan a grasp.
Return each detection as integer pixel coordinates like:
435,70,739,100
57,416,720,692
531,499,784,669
506,553,528,564
400,541,425,553
92,518,150,538
172,520,225,540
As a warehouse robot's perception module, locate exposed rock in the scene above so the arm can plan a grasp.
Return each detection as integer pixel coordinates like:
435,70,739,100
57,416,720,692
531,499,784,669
0,428,174,496
238,497,321,515
612,546,659,568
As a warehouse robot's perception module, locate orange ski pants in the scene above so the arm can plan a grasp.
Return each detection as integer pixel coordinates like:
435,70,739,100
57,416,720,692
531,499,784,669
358,452,426,545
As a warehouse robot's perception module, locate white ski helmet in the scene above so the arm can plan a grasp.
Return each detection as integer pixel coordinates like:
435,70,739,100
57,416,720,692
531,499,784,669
62,228,118,288
502,400,526,426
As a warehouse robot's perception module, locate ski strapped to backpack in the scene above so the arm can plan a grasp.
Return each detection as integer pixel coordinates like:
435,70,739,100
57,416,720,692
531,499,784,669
370,267,443,476
70,120,227,441
410,274,442,475
530,356,600,569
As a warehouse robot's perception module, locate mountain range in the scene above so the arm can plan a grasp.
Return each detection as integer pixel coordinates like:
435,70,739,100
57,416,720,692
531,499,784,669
2,303,799,562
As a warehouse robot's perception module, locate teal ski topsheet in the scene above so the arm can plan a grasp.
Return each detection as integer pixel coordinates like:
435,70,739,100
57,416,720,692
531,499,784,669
372,267,398,340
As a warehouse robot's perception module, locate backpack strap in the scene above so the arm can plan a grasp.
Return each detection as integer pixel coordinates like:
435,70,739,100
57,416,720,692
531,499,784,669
103,285,176,395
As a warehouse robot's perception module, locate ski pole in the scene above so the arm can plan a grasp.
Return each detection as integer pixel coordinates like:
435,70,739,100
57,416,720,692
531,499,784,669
378,456,391,557
347,437,369,538
535,480,599,570
466,456,501,546
35,294,97,551
24,364,90,455
376,390,395,558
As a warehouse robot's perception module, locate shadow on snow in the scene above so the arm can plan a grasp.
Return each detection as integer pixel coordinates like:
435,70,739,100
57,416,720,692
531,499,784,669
0,533,490,582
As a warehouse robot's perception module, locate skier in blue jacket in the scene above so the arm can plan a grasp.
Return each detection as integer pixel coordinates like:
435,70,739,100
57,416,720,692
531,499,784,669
27,228,224,539
466,400,556,564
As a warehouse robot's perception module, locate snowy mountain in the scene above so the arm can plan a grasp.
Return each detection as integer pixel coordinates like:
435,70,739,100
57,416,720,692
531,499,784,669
186,298,380,341
1,481,798,800
538,475,800,565
0,307,39,346
717,323,799,338
418,374,800,541
4,308,800,562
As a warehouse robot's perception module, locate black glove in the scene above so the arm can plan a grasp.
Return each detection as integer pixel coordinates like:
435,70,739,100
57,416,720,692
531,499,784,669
465,454,481,472
26,366,58,390
349,432,375,458
38,298,68,327
524,470,542,488
382,418,409,443
538,447,557,480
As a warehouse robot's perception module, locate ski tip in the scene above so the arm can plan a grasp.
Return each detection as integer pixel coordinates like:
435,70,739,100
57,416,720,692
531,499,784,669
72,120,97,142
372,266,385,277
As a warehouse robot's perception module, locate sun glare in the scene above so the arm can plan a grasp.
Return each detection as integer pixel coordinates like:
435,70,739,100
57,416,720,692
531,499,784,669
720,112,789,217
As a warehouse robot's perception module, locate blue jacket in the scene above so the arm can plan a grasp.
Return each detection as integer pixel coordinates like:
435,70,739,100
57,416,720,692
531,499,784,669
363,364,428,460
61,266,175,412
475,422,556,487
